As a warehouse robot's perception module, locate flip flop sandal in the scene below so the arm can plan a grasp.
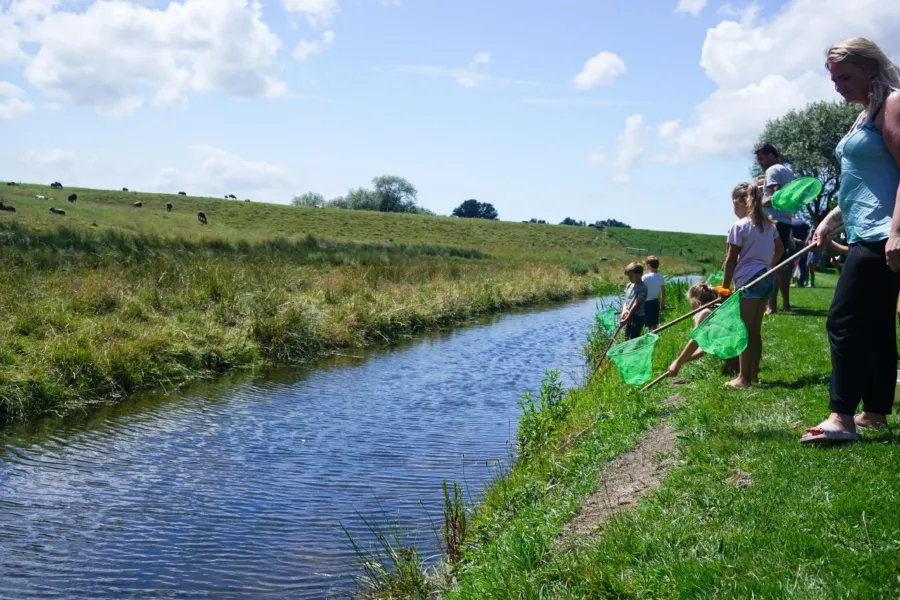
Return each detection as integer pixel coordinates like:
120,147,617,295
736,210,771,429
800,420,860,444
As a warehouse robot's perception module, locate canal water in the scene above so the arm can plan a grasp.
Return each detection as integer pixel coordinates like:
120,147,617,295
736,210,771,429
0,281,694,599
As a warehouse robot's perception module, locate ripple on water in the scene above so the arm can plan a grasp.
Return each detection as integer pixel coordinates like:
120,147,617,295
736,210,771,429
0,289,683,600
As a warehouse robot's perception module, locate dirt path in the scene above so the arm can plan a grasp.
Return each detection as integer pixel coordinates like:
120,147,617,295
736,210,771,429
556,415,678,548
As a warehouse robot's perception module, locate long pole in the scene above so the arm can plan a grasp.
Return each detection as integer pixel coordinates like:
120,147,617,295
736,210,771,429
652,299,720,335
593,300,635,376
640,371,671,392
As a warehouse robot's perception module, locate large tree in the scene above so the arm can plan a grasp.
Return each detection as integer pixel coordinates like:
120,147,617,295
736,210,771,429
291,192,325,207
754,101,859,224
452,199,499,220
372,175,418,213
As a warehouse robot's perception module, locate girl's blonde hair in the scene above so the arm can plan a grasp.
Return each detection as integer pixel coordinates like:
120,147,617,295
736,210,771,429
827,37,900,124
732,182,771,230
687,281,718,305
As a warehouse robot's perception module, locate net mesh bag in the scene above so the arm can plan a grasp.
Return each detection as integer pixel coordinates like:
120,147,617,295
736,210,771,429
597,306,618,333
688,291,748,359
706,270,724,287
771,177,824,212
607,333,659,386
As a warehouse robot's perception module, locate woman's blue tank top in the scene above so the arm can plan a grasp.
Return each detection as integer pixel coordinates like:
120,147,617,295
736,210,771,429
834,109,900,243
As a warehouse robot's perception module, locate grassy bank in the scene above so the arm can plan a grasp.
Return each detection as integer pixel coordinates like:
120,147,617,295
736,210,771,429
421,274,900,598
0,183,716,425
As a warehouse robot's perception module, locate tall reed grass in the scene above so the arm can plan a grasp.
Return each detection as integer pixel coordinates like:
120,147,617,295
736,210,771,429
0,222,612,425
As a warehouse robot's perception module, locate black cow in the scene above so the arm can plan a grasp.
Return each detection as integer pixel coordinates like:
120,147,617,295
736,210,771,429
178,191,187,196
197,211,208,224
49,207,66,216
122,187,129,192
133,201,142,208
6,182,17,186
166,202,173,213
0,202,14,212
68,193,77,203
50,182,63,189
227,194,237,200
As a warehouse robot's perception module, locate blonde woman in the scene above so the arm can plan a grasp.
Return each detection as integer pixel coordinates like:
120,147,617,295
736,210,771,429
803,38,900,443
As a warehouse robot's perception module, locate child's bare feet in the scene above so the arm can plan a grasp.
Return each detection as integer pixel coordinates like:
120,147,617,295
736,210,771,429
725,377,751,389
855,412,888,430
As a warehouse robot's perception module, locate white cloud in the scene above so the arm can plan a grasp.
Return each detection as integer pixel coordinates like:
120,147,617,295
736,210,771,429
23,148,76,169
283,0,339,27
615,114,646,170
676,0,708,16
0,97,34,118
0,81,34,118
659,0,900,162
4,0,286,116
587,150,606,165
658,119,681,139
573,52,626,90
381,0,402,6
612,173,631,184
293,30,335,60
399,52,493,89
151,146,294,194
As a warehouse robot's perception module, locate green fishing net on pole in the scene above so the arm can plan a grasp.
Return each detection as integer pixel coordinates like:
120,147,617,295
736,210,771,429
597,306,618,333
607,333,659,386
688,291,748,359
706,270,724,286
771,177,824,212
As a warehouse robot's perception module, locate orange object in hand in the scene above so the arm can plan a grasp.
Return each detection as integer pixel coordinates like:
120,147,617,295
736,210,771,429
714,286,733,298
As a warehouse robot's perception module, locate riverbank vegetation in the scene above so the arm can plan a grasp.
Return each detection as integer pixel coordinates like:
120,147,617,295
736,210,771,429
0,183,714,425
425,274,900,598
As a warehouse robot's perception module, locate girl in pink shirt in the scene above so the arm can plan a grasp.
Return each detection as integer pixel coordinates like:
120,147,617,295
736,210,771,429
721,182,784,388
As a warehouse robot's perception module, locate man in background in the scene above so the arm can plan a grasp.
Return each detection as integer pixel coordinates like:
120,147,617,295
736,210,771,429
756,143,796,314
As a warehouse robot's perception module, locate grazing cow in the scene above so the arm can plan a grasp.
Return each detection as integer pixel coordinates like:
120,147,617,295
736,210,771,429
227,194,237,200
49,207,66,216
0,202,15,212
178,191,186,196
133,201,142,208
197,211,208,224
122,187,129,192
68,193,77,203
50,182,63,189
6,182,17,186
35,195,48,200
166,202,173,212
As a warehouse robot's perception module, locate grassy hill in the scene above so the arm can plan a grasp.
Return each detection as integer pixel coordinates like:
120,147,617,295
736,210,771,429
0,183,630,264
0,182,722,425
609,226,726,263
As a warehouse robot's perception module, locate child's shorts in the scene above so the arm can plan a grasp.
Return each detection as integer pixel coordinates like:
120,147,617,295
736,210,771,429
741,268,775,299
644,299,660,328
624,315,645,340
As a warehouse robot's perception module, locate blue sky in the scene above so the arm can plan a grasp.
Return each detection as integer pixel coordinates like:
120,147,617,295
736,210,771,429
2,0,899,234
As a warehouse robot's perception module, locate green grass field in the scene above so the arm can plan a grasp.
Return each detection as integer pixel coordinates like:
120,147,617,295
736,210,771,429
609,226,726,263
421,275,900,599
0,182,721,425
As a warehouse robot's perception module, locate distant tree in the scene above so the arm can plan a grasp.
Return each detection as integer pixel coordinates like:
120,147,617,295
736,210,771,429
560,217,586,226
373,175,418,213
324,176,436,215
292,192,325,207
452,199,499,220
754,101,859,224
598,218,631,228
528,218,547,224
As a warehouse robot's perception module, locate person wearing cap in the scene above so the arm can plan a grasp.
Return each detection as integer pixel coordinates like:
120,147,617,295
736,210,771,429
755,143,796,313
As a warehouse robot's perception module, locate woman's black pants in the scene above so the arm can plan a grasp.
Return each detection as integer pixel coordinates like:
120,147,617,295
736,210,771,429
827,240,900,415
